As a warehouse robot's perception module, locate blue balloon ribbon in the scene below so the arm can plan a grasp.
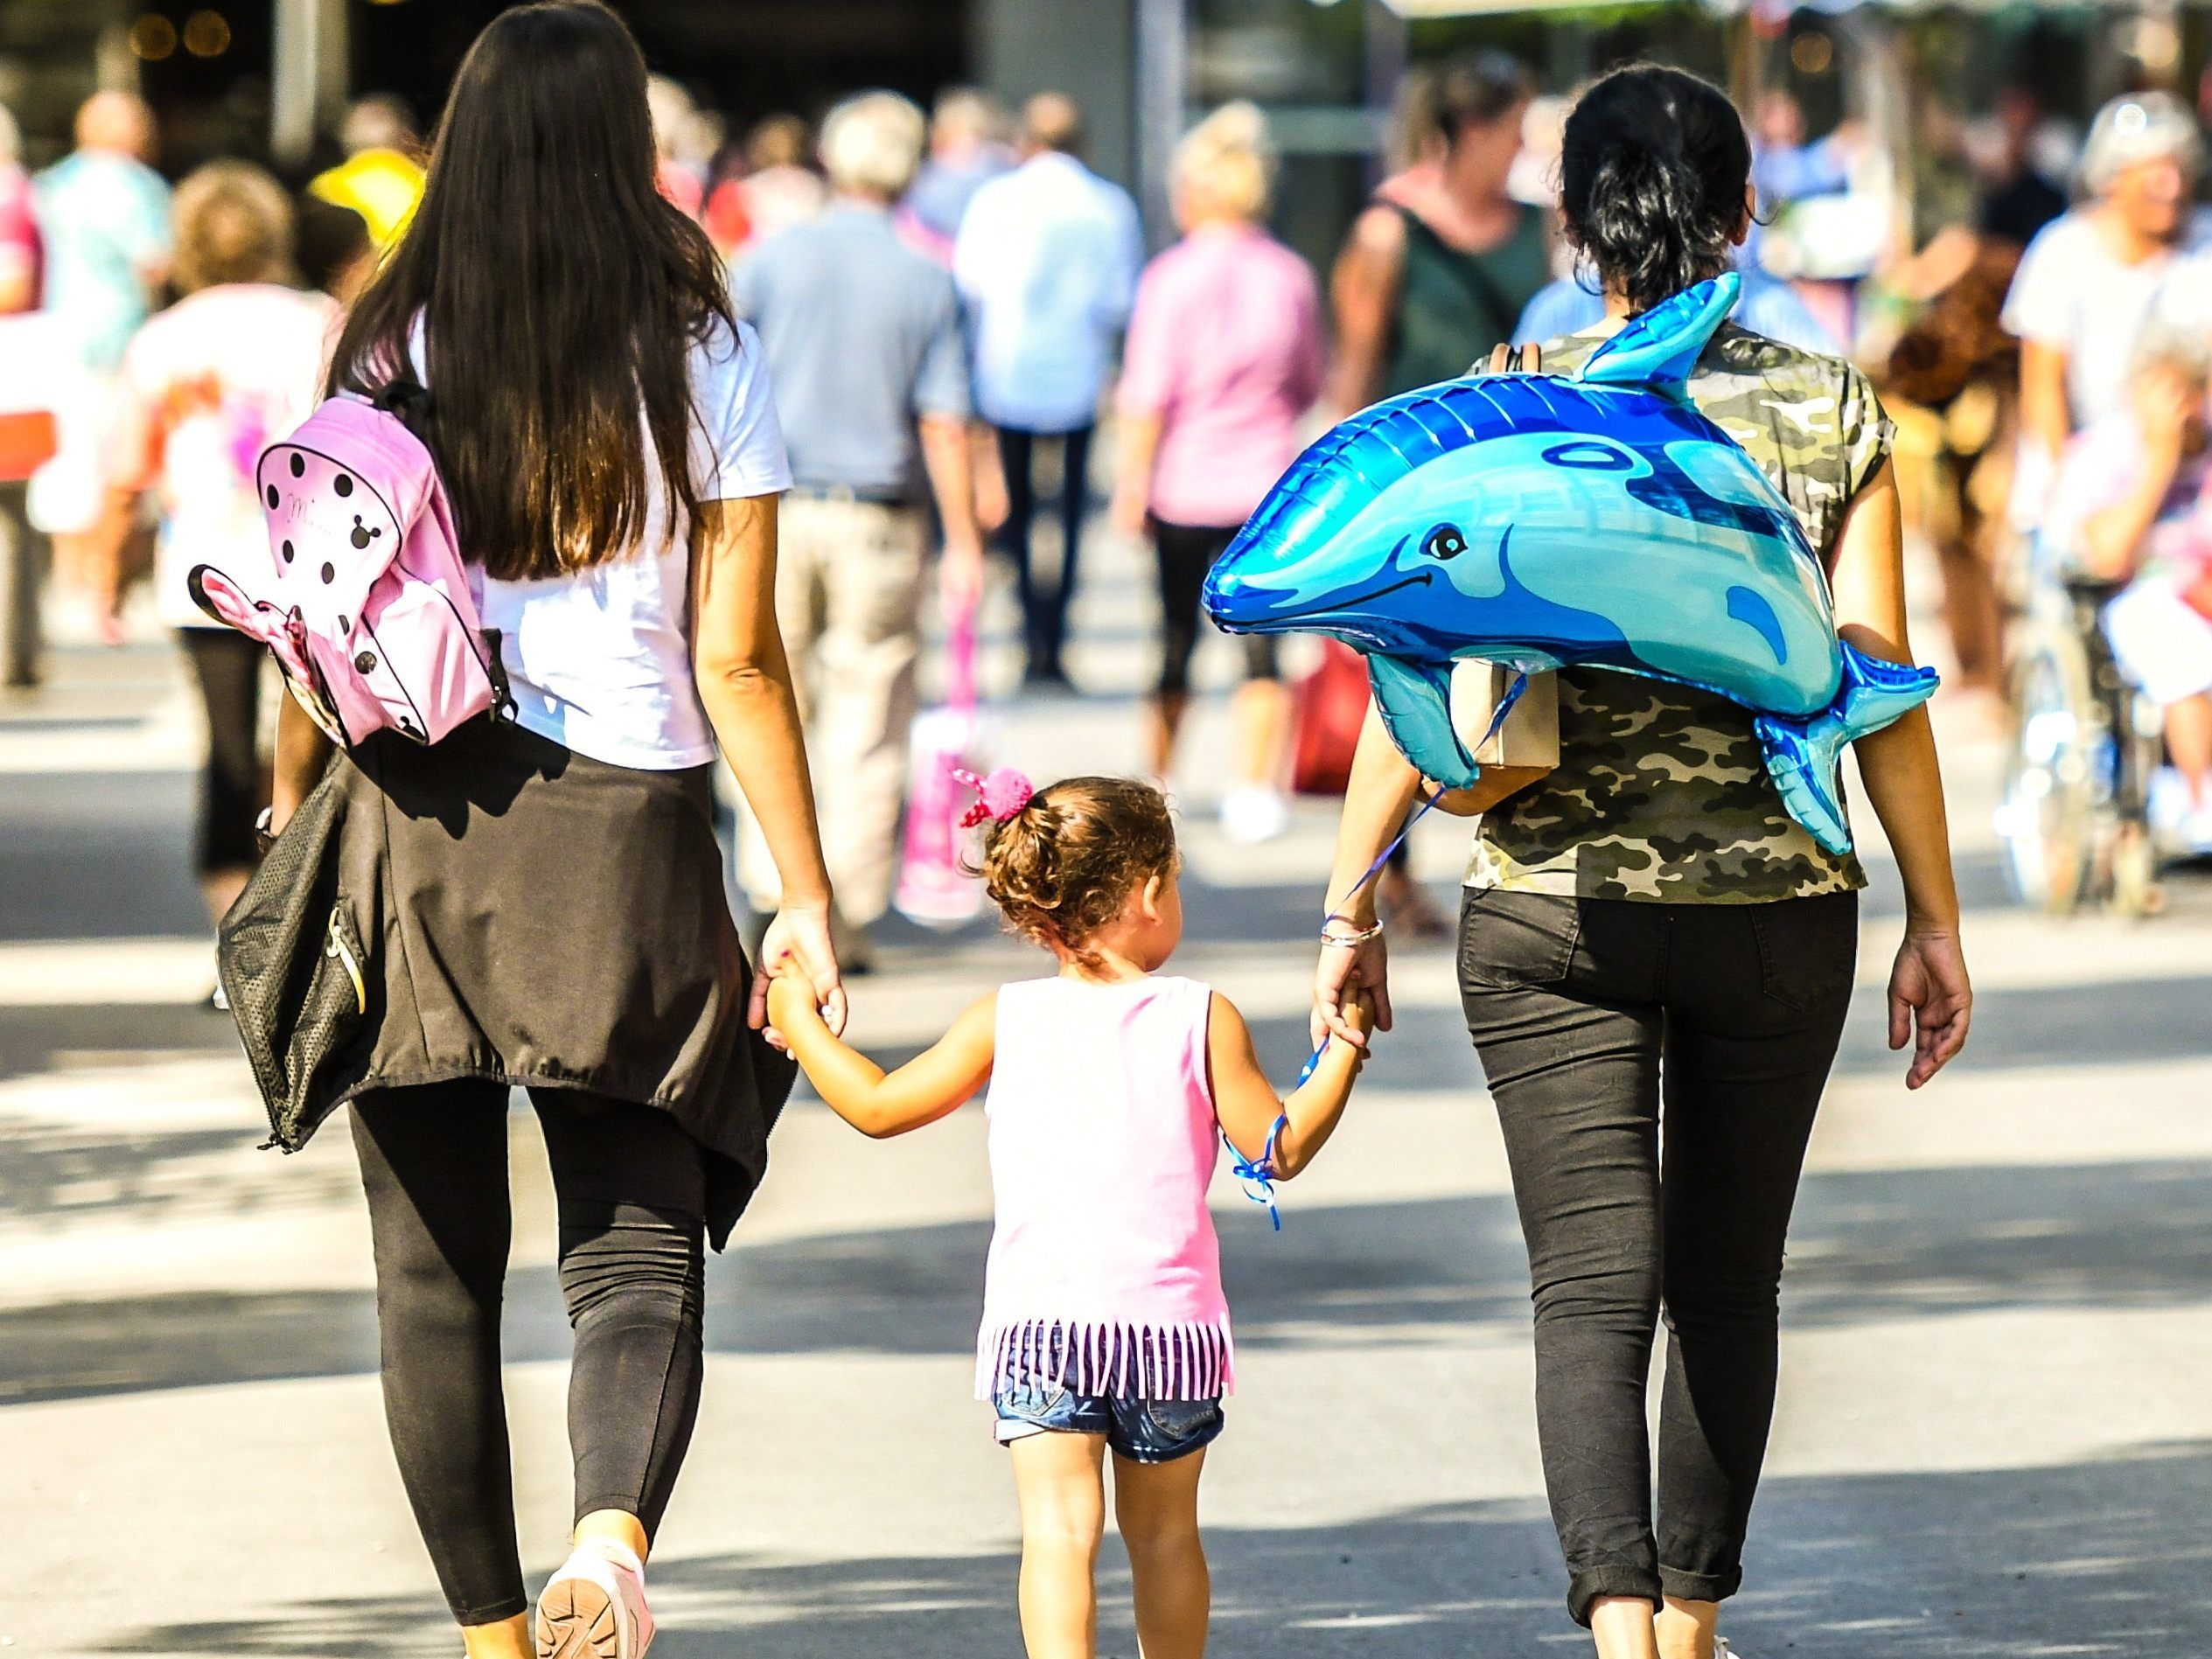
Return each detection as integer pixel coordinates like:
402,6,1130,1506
1230,674,1530,1230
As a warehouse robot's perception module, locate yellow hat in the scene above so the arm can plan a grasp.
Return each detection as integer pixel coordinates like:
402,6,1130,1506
309,146,425,249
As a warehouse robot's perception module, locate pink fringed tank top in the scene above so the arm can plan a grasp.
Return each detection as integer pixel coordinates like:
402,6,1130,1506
976,975,1234,1400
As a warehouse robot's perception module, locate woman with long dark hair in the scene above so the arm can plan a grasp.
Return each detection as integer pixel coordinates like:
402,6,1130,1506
267,7,841,1655
1312,67,1971,1659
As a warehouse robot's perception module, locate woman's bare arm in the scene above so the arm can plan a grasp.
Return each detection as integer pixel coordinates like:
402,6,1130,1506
691,494,845,1036
1323,206,1406,418
1828,458,1971,1087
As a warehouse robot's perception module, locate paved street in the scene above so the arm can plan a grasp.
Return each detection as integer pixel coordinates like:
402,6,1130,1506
3,538,2210,1657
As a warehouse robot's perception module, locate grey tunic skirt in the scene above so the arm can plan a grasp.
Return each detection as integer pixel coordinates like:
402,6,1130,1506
329,714,796,1248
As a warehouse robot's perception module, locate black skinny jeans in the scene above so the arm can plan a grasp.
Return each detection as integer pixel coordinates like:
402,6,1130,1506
1458,888,1857,1626
995,424,1092,679
352,1083,709,1625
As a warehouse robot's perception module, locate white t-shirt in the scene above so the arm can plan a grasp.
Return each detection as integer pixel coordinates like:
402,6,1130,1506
106,283,339,630
436,317,792,770
2001,207,2212,429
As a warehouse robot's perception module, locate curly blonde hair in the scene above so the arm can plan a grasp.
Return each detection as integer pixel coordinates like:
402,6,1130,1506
172,161,296,293
976,777,1178,962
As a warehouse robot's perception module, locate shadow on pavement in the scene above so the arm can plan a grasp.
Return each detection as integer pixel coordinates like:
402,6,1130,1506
84,1443,2212,1656
10,1156,2212,1405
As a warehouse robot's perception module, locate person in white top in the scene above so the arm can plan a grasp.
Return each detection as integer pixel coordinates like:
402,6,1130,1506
265,7,841,1656
953,92,1141,684
94,161,337,932
2002,91,2212,500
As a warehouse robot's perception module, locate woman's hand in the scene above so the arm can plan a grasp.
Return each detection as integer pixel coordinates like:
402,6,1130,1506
1313,930,1392,1051
751,904,846,1048
1888,926,1971,1089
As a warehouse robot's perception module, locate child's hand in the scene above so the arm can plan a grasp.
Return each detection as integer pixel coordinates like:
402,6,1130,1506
1342,986,1378,1041
765,968,821,1039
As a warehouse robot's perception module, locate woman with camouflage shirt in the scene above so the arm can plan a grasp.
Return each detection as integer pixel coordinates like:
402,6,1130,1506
1311,66,1971,1659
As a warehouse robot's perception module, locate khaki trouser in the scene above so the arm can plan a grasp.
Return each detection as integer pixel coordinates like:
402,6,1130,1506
739,493,925,926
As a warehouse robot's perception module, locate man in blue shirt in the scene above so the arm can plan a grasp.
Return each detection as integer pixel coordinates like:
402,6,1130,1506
731,90,988,960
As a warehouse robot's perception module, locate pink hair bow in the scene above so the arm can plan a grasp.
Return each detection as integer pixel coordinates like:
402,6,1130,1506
955,766,1035,829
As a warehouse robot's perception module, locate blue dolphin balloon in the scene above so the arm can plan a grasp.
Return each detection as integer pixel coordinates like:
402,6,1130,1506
1201,273,1936,856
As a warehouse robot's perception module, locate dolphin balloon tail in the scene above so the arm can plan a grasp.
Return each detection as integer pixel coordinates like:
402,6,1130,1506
1575,271,1741,400
1755,642,1939,856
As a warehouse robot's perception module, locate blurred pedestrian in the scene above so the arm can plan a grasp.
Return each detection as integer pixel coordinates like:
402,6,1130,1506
2004,91,2210,491
269,7,841,1656
1750,88,1857,220
0,101,37,317
2048,326,2212,849
295,193,378,305
1315,65,1969,1659
647,74,705,215
901,87,1011,261
93,163,335,935
714,114,825,254
731,89,989,966
1329,51,1543,933
31,92,171,587
1109,103,1321,839
309,94,426,251
0,99,49,687
33,91,171,377
1328,51,1545,413
954,93,1141,686
1971,83,2068,250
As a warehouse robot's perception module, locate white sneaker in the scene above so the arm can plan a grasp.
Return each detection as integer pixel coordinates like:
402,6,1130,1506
535,1540,654,1658
1218,785,1290,844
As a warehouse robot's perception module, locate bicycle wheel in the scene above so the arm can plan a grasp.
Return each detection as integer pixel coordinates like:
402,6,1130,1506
1996,618,2098,914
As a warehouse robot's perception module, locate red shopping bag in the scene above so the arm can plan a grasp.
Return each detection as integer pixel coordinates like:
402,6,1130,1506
1289,640,1371,797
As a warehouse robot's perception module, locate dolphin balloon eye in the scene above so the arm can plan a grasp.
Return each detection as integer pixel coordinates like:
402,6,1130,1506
1542,441,1636,471
1423,524,1468,561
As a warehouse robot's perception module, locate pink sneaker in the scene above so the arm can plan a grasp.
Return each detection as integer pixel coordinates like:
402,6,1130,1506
534,1539,655,1658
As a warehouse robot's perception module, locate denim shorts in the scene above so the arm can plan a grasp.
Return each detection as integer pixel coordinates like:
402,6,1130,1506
992,1373,1225,1463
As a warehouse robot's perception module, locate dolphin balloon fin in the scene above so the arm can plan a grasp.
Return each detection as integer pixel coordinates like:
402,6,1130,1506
1755,641,1939,855
1368,653,1482,790
1576,272,1741,403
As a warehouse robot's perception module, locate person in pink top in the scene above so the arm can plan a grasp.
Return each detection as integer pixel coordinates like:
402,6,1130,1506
769,772,1372,1659
1111,104,1324,841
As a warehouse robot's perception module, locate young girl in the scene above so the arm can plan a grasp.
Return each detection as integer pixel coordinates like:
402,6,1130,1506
767,772,1373,1659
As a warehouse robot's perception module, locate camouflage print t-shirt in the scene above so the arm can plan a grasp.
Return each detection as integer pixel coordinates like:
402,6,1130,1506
1464,321,1895,903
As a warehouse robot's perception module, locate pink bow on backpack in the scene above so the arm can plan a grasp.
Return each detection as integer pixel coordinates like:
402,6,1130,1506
955,766,1035,829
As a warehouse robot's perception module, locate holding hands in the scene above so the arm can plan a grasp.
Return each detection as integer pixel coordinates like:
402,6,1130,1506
750,908,846,1050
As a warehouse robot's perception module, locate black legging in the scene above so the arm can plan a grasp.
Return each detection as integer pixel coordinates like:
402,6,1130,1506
180,626,264,874
1457,888,1857,1626
352,1082,708,1625
996,424,1092,680
1151,519,1280,697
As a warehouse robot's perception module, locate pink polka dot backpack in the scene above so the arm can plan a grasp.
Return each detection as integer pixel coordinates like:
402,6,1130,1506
189,390,507,748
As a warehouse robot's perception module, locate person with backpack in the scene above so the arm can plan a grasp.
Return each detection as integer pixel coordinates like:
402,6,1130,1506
261,7,841,1655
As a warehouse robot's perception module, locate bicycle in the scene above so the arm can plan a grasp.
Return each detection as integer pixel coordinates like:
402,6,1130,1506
1994,568,2166,917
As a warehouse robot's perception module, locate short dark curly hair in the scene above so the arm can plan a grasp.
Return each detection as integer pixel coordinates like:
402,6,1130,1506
975,776,1178,963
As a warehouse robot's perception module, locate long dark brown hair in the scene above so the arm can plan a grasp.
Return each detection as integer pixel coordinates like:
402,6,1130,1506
327,1,733,581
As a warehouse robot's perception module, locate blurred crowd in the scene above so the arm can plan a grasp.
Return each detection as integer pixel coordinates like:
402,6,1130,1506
3,44,2212,959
